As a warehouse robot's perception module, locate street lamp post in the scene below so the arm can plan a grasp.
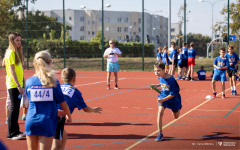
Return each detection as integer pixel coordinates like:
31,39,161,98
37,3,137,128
199,0,224,58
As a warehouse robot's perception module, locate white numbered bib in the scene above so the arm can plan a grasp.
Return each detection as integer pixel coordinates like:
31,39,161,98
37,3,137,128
200,72,206,75
30,88,53,102
61,85,75,98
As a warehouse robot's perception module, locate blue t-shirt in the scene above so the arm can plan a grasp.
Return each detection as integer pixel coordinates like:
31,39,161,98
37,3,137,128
162,52,169,65
25,76,66,137
178,53,183,65
181,48,188,60
158,76,182,110
213,56,227,71
224,53,239,71
157,52,162,61
169,49,178,61
58,83,87,114
188,48,196,59
197,70,206,80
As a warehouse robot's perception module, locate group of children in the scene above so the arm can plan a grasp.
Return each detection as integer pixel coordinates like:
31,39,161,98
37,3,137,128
211,45,239,98
157,42,196,81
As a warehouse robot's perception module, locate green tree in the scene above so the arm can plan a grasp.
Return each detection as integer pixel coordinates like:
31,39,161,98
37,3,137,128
214,0,240,38
187,33,211,57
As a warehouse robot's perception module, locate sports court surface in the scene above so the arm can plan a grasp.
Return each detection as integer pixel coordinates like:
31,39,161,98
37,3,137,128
0,70,239,150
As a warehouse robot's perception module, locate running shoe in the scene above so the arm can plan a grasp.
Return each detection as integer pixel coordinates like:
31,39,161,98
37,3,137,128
213,92,217,98
231,90,234,95
155,132,163,142
22,115,26,121
107,85,110,90
222,94,225,99
114,85,119,89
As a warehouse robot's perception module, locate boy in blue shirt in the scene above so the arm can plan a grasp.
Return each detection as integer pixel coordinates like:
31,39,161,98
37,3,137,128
157,47,162,62
197,66,206,80
212,48,228,99
225,45,239,95
153,62,182,141
52,68,102,150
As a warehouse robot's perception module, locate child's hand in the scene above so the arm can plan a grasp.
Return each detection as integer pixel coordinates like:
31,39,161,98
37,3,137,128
157,98,164,103
57,110,66,117
65,115,72,124
94,107,102,113
230,63,233,66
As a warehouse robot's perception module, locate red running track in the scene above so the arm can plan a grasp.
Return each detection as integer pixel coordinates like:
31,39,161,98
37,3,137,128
0,70,239,150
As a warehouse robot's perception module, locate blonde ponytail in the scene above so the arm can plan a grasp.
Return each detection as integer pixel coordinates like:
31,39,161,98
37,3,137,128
33,51,56,87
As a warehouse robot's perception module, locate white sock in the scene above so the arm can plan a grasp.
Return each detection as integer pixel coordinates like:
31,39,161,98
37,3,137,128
233,86,236,91
231,87,234,90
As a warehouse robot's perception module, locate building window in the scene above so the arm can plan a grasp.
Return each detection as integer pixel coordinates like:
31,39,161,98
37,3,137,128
124,27,128,33
80,36,85,40
88,21,90,25
69,17,72,20
106,26,110,32
117,36,121,41
92,32,95,35
80,26,84,31
80,17,84,21
133,32,136,36
171,28,175,32
117,27,121,32
138,18,141,23
138,27,141,33
92,21,95,25
133,22,137,26
107,17,110,23
117,18,122,23
88,31,90,35
124,18,128,23
171,35,175,39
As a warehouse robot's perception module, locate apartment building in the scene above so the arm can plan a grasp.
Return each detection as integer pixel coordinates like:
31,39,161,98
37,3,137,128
43,9,169,47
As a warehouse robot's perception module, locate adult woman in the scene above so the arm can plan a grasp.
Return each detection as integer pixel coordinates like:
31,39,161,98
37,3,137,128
5,32,25,140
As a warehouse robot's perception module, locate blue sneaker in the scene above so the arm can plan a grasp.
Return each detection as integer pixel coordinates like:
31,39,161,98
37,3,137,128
234,90,237,95
231,90,234,95
155,132,163,141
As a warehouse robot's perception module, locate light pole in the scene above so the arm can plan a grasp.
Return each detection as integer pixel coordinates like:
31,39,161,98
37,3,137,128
80,4,111,39
199,0,224,58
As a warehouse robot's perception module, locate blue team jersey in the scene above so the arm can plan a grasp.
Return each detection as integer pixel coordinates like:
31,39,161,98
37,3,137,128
214,56,227,71
162,52,170,65
25,76,66,137
181,48,188,60
58,83,87,114
188,48,196,59
169,49,178,61
178,53,183,65
158,76,182,110
224,53,239,71
157,52,162,61
197,70,206,80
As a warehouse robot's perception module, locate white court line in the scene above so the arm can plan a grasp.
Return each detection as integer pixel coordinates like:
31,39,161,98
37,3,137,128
0,97,7,100
125,83,240,150
73,78,125,87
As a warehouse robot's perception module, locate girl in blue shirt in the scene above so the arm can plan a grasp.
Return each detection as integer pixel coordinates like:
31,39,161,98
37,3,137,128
157,47,162,62
153,62,182,142
162,46,170,73
25,51,72,150
52,68,102,150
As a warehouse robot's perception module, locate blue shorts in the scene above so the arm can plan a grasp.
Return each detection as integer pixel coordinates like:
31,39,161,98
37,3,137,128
213,70,227,81
107,62,119,72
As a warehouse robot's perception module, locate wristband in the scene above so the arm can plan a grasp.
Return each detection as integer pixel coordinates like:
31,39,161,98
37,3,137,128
17,85,20,87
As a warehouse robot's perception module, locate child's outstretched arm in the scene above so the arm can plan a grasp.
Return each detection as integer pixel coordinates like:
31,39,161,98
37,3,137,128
83,106,102,113
60,101,72,123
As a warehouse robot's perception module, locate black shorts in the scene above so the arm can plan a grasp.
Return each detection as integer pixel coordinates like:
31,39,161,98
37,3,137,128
227,69,237,77
54,117,66,140
181,59,188,67
169,61,177,68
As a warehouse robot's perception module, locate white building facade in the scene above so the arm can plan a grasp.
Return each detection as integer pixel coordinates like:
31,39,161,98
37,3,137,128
43,9,170,47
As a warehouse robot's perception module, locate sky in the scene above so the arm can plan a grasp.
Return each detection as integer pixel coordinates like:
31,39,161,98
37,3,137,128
28,0,234,37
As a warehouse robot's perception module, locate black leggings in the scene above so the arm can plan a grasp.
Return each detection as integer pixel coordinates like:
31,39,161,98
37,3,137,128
7,88,21,138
